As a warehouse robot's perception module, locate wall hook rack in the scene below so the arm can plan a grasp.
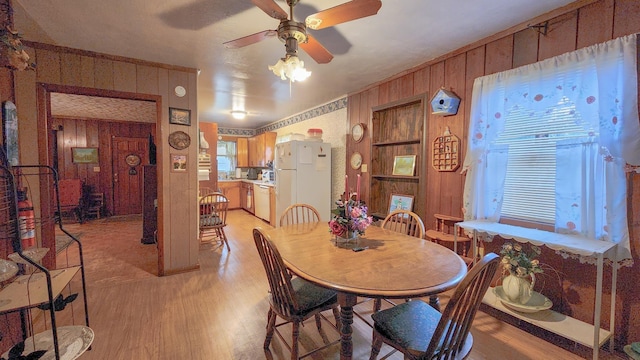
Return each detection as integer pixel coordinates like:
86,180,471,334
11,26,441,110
528,21,549,36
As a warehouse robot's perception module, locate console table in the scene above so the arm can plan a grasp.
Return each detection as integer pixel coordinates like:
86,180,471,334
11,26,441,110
455,221,618,360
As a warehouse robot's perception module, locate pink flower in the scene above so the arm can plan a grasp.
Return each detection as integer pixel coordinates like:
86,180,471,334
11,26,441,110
328,220,346,236
566,221,576,230
612,116,618,125
534,94,544,101
586,96,596,104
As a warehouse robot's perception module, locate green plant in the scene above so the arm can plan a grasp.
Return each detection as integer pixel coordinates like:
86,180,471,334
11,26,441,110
499,242,544,277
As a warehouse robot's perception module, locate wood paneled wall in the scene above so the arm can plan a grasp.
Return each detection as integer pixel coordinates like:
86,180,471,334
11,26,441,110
52,117,155,216
346,0,640,348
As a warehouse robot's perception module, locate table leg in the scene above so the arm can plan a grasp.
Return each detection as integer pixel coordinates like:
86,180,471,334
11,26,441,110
337,293,357,360
429,295,440,311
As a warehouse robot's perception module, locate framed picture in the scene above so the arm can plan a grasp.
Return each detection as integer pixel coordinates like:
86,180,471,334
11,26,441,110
171,153,188,172
72,147,99,163
3,101,18,166
169,107,191,126
388,194,414,215
392,155,417,176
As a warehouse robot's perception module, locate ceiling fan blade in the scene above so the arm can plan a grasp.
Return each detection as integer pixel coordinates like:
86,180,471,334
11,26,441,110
224,30,278,49
300,35,334,64
251,0,288,20
305,0,382,30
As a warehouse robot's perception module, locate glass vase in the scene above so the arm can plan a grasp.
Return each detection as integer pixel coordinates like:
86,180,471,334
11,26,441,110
336,230,358,244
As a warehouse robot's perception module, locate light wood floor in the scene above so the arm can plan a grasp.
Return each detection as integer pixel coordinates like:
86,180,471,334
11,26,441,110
49,210,624,360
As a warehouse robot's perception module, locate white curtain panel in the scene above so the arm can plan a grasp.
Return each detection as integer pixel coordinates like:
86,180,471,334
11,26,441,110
462,34,640,265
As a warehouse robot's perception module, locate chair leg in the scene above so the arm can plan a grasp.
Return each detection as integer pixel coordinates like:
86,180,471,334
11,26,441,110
220,228,230,251
291,321,300,360
264,309,276,349
332,307,341,329
314,314,322,329
373,298,382,312
369,330,383,360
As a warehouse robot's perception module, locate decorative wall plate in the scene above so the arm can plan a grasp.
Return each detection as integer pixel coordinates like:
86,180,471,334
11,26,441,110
125,154,141,167
351,123,365,143
168,131,191,150
350,152,363,170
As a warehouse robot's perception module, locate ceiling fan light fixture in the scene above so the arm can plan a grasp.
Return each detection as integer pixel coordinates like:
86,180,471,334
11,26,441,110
268,55,311,82
231,110,247,120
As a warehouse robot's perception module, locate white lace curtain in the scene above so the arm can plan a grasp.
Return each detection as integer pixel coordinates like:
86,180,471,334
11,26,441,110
462,34,640,265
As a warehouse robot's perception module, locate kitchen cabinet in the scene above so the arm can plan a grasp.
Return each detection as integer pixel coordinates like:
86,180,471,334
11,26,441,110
218,181,241,209
248,132,276,167
237,137,249,168
240,181,254,214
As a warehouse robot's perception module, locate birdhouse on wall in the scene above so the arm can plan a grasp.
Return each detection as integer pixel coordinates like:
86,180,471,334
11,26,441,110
430,88,461,116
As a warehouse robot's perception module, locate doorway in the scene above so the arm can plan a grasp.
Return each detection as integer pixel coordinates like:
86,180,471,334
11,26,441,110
38,83,162,275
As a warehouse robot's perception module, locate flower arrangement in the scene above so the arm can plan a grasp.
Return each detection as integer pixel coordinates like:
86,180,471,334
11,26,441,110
328,197,373,238
499,242,544,277
0,26,35,71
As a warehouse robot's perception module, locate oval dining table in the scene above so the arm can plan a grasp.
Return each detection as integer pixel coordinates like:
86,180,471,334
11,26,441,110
263,222,468,360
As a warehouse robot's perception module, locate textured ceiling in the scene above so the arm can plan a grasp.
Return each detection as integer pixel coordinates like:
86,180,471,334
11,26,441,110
17,0,579,129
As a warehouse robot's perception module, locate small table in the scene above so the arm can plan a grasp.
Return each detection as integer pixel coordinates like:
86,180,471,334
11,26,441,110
265,222,467,360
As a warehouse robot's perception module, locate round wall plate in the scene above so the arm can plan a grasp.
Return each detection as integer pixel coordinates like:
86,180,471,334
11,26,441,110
125,153,141,167
350,152,363,169
174,85,186,97
168,131,191,150
351,123,365,143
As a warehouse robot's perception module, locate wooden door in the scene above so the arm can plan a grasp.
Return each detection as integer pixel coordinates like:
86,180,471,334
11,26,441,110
112,137,148,215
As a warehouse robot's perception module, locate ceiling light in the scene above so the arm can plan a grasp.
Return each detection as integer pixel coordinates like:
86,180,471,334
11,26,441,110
231,110,247,120
268,55,311,82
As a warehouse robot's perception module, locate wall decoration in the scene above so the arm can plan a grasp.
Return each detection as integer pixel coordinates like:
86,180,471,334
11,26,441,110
432,127,460,172
169,107,191,126
2,100,17,166
391,155,416,176
168,131,191,150
171,154,188,172
72,147,99,163
430,88,461,116
388,194,414,215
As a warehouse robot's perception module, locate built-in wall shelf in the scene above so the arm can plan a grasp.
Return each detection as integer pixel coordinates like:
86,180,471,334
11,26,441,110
371,139,421,147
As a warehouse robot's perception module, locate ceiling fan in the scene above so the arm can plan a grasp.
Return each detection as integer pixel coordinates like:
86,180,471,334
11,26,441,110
224,0,382,71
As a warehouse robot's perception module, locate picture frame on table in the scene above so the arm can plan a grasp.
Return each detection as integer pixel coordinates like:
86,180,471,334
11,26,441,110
388,194,414,216
169,107,191,126
392,155,417,176
171,153,188,172
72,147,99,163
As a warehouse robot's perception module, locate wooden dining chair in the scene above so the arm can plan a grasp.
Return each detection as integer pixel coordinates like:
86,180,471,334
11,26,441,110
381,209,426,239
199,192,230,251
199,186,213,197
369,253,500,360
279,203,321,226
371,209,427,312
253,227,341,360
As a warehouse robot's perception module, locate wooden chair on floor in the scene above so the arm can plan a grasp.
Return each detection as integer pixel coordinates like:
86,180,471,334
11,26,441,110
371,209,427,312
57,178,84,223
369,253,500,360
381,209,426,239
199,187,213,197
85,192,104,219
199,192,230,251
253,227,341,360
425,214,473,266
279,203,321,226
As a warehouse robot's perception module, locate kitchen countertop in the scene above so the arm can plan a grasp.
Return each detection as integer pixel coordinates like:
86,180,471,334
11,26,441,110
218,179,275,187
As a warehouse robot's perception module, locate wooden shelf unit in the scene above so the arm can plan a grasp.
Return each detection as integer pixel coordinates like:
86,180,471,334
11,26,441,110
369,95,427,219
456,221,617,360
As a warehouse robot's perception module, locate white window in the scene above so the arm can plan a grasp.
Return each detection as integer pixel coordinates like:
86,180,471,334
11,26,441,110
462,34,640,265
217,140,236,177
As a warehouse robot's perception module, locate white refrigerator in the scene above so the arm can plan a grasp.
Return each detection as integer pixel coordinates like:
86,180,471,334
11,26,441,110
275,140,332,225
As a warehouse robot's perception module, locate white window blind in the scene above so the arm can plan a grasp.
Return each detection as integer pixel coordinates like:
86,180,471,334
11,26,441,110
491,96,595,224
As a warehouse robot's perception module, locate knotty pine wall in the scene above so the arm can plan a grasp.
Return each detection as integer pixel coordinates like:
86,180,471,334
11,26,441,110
346,0,640,349
52,118,155,216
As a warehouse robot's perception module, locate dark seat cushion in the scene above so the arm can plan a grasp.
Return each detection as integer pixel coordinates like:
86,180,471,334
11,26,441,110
371,299,442,354
200,216,222,226
291,277,337,314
